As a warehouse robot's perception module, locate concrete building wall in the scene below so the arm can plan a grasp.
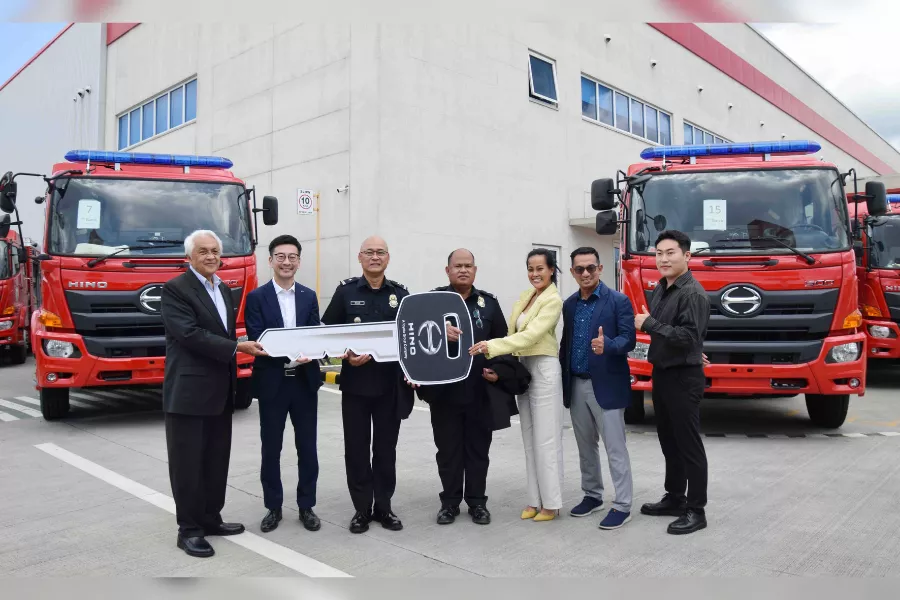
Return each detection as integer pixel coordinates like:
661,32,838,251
0,24,105,244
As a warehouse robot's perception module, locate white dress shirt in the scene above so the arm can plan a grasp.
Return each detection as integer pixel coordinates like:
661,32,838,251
273,279,300,367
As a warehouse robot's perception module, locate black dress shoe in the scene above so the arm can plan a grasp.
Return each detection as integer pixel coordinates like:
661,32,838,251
261,509,282,533
373,510,403,531
437,506,460,525
468,505,491,525
299,508,321,531
349,511,371,534
667,509,707,535
640,493,687,517
206,522,245,536
177,535,215,558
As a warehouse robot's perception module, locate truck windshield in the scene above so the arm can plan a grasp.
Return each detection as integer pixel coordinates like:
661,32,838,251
0,240,9,279
48,177,252,257
869,215,900,269
628,168,850,255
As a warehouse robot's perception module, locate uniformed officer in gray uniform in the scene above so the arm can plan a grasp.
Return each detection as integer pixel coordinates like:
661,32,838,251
416,249,507,525
321,236,410,534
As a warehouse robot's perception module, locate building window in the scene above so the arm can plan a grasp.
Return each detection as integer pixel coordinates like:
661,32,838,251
684,122,729,145
581,75,671,144
528,52,558,106
117,78,198,150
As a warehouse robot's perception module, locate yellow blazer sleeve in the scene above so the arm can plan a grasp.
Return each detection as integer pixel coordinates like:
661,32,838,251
485,292,562,357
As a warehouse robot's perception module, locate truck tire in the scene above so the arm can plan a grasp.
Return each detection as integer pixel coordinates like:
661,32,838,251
805,394,849,428
234,378,253,410
40,387,70,420
624,390,646,424
10,343,27,365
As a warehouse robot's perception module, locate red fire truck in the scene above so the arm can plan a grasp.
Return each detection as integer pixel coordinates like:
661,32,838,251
0,150,278,419
591,140,886,428
0,222,32,365
849,187,900,360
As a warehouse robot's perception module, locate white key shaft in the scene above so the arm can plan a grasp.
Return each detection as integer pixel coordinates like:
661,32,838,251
257,321,399,362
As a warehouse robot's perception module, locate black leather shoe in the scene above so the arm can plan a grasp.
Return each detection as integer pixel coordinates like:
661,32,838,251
177,535,214,558
437,506,460,525
468,505,491,525
206,522,245,536
299,508,321,531
373,510,403,531
667,509,707,535
261,509,282,533
349,511,371,534
640,493,687,517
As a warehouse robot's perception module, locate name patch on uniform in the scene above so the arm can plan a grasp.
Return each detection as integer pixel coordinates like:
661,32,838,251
350,301,366,306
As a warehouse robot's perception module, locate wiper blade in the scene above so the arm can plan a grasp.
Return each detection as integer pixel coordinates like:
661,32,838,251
86,242,183,268
745,236,815,265
135,238,184,244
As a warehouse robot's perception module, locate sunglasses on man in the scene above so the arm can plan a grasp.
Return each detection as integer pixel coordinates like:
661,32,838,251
573,264,599,275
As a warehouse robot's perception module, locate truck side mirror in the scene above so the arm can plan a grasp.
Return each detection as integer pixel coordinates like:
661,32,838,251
865,181,887,216
262,195,279,226
0,180,17,214
595,210,618,235
591,178,618,211
0,214,10,237
852,240,864,262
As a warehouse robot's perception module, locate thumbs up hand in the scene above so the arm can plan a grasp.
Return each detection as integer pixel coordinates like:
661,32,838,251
634,305,650,331
590,326,605,355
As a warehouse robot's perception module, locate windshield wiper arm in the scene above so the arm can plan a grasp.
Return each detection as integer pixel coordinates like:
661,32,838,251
135,238,184,244
86,242,183,268
745,236,815,264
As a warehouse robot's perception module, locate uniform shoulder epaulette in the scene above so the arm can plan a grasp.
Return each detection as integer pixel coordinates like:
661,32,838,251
340,277,359,286
388,279,407,290
480,290,496,299
431,285,449,292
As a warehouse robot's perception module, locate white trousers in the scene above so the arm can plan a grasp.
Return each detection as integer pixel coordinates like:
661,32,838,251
517,355,564,510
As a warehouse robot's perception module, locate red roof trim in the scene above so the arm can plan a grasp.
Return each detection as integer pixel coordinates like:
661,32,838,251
107,23,140,45
0,23,74,95
650,23,894,175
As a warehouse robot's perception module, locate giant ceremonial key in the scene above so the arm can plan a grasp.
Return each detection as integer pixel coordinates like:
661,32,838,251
256,291,474,385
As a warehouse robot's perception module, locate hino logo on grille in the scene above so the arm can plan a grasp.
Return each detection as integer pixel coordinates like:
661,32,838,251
139,285,164,313
68,281,108,289
720,285,763,316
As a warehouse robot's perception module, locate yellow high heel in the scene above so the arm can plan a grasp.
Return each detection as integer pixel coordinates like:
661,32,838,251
520,507,538,520
533,509,559,522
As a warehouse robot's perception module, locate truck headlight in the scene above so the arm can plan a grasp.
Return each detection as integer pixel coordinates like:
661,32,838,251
827,342,861,363
628,341,649,361
0,320,13,331
43,339,76,358
868,325,893,339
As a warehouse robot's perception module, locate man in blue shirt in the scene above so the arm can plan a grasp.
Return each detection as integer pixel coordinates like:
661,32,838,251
559,247,636,530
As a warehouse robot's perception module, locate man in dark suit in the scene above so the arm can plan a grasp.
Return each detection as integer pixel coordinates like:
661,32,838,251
245,234,323,534
560,247,637,530
161,229,267,558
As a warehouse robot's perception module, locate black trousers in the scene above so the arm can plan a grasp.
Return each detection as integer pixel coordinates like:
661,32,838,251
651,365,708,511
341,393,402,514
259,376,319,511
165,408,233,537
429,397,493,508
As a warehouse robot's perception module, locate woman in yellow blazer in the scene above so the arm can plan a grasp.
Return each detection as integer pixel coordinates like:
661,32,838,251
470,249,564,521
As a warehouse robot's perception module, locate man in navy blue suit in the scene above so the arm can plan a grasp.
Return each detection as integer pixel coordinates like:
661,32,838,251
560,247,637,530
245,234,323,534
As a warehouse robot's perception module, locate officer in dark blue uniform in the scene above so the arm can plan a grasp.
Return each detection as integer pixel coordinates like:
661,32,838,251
417,249,507,525
321,236,410,534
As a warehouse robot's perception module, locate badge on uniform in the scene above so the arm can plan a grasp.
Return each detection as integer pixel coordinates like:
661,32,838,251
477,296,485,308
354,317,361,323
389,294,398,308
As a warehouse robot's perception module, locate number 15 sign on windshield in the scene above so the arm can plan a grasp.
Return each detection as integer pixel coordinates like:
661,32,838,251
297,189,316,215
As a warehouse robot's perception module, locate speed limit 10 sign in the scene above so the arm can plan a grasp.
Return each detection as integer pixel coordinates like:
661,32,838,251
297,189,315,214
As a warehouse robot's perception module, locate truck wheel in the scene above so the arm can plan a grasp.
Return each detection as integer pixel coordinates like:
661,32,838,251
234,378,253,410
40,387,70,420
10,343,27,365
805,394,849,428
624,390,646,424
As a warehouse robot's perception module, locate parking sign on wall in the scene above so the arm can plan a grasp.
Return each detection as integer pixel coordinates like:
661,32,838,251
297,189,315,214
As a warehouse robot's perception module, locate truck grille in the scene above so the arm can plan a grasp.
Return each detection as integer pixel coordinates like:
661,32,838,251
886,292,900,324
65,286,242,358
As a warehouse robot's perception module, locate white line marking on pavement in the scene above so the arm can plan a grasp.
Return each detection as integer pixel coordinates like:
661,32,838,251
0,399,43,418
16,394,95,410
879,432,900,437
319,387,341,395
841,432,867,438
87,389,148,405
0,410,19,422
412,406,429,412
34,442,351,578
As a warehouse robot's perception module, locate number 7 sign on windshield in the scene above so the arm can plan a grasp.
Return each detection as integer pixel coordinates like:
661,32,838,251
703,199,726,230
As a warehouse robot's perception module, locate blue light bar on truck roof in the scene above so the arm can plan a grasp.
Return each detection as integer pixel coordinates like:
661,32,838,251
639,140,822,161
64,150,233,169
